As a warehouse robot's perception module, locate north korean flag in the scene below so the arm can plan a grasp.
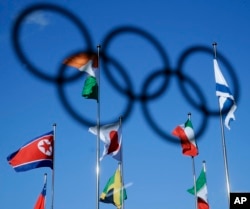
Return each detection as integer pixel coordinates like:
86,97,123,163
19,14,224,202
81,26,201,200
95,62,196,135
7,131,54,172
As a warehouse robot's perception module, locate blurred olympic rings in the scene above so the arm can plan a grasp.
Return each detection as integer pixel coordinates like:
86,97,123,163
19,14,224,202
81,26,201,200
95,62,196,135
11,3,240,144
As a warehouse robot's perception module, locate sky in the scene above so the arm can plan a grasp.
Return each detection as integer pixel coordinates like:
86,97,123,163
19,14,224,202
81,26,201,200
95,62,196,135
1,0,250,209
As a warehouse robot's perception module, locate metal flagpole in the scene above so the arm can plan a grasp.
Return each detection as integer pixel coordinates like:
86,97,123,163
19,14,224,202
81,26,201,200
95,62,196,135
191,156,198,209
202,161,209,205
188,113,198,209
51,123,56,209
118,162,124,209
212,42,231,205
43,173,48,209
119,116,125,209
96,45,101,209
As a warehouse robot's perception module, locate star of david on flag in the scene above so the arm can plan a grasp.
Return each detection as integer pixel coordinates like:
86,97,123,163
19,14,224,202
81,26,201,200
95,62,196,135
7,131,54,172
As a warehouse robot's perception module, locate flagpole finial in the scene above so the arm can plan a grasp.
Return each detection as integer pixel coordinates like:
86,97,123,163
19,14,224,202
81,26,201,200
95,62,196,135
188,112,191,120
97,44,101,49
53,123,56,127
212,42,217,59
43,173,47,184
202,161,207,172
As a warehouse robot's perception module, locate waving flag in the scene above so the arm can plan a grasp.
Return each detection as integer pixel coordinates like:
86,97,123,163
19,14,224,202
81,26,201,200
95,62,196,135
213,59,237,129
187,167,209,209
63,53,98,101
172,118,198,157
7,131,54,172
100,168,127,208
89,122,122,161
34,175,47,209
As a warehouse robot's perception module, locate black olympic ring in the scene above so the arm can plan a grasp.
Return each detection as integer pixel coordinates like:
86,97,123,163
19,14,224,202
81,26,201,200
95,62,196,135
12,3,94,83
101,26,171,101
57,57,135,126
176,46,239,116
142,67,209,143
11,3,240,144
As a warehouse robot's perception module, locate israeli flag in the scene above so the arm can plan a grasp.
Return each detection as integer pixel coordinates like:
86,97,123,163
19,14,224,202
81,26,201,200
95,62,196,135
213,59,237,130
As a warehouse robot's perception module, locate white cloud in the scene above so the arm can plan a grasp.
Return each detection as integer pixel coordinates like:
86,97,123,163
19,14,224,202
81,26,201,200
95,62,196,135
25,11,50,27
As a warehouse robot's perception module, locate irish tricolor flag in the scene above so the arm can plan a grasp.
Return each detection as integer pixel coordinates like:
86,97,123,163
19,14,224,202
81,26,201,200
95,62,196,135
187,167,210,209
172,118,198,157
63,53,98,101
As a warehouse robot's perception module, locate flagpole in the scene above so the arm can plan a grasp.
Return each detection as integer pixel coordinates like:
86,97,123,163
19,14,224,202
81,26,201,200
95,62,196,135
202,160,207,180
188,112,198,209
96,45,101,209
202,161,209,205
51,123,56,209
212,42,231,205
191,156,198,209
119,116,125,209
44,173,48,209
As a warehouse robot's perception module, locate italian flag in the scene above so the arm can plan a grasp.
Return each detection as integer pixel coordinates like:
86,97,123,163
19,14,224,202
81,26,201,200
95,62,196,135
172,119,198,157
187,167,210,209
63,53,98,101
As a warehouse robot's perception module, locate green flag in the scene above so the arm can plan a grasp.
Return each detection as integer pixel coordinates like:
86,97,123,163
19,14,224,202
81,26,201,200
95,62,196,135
82,76,98,100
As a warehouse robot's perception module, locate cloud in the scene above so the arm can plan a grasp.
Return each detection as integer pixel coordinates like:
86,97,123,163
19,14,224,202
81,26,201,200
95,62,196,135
25,11,50,27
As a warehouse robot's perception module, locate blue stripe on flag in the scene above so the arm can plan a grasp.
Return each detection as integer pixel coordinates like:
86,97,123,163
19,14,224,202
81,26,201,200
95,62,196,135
221,97,234,113
216,83,232,95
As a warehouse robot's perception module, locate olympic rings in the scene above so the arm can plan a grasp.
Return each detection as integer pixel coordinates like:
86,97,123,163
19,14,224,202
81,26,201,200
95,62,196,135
176,46,240,116
11,3,240,144
57,57,135,126
12,3,93,83
101,26,171,100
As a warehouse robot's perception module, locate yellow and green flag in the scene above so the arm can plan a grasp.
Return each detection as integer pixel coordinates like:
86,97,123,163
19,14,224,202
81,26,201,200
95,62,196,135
100,168,127,208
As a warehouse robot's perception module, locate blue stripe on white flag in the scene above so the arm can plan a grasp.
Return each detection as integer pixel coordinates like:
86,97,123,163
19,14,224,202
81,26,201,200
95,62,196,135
216,83,232,95
221,97,234,113
213,59,237,130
